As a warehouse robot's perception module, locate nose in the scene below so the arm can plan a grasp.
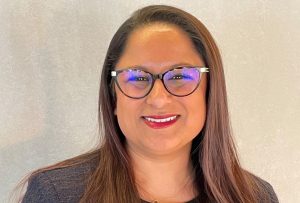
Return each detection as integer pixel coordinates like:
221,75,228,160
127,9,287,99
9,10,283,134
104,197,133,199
145,79,172,108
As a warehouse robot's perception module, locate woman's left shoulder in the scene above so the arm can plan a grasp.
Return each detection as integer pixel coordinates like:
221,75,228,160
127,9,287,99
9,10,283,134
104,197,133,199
251,174,279,203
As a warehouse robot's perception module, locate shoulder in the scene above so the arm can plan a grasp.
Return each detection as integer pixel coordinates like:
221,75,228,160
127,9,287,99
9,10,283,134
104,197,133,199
251,174,279,203
22,157,97,203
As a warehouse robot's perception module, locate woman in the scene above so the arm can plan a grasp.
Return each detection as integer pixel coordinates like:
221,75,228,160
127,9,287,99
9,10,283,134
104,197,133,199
20,5,278,203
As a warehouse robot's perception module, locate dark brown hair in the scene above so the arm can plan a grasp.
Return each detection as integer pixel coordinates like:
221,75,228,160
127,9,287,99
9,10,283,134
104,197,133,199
16,5,274,203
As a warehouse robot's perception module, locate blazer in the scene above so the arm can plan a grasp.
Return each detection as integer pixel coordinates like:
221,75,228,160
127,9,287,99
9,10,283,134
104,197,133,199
22,158,279,203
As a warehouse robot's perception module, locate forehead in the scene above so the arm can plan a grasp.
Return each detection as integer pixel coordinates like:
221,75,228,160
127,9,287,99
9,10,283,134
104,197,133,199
116,23,204,71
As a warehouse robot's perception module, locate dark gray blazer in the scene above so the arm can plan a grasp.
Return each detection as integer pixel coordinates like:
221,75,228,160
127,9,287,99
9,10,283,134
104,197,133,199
22,158,279,203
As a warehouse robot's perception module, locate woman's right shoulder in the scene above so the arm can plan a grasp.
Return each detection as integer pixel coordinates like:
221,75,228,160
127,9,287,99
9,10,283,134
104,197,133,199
22,154,98,203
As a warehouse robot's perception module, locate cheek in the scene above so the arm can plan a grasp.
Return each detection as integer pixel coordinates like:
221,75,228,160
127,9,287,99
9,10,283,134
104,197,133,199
114,90,142,136
114,87,126,115
191,97,206,121
115,90,131,120
182,89,207,131
115,96,132,137
192,77,207,122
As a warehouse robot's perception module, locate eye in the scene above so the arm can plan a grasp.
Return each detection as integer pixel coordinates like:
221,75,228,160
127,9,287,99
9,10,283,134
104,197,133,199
127,76,149,82
169,74,193,80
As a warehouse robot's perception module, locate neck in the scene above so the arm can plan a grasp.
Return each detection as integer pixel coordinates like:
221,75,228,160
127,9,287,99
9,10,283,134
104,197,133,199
127,143,197,202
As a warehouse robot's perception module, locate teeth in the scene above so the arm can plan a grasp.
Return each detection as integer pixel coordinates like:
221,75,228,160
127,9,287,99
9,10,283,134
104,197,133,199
144,116,177,123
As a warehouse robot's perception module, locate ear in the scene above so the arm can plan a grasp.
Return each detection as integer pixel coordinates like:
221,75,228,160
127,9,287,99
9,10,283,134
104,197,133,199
111,82,117,116
114,106,117,115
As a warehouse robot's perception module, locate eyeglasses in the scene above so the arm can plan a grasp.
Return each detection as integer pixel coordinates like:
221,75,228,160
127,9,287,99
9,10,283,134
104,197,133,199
111,66,209,99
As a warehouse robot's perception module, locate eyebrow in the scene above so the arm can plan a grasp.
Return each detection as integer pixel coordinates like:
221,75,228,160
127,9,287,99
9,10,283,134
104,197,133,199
116,62,199,71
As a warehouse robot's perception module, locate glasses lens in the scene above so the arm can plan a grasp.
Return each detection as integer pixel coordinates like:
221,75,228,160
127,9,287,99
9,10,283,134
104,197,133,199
116,69,152,98
163,67,200,96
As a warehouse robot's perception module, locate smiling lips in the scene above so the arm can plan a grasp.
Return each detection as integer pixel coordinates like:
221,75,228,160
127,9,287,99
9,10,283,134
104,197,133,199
142,114,180,129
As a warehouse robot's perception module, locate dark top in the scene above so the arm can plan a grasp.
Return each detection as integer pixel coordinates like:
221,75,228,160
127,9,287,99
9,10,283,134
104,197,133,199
22,158,279,203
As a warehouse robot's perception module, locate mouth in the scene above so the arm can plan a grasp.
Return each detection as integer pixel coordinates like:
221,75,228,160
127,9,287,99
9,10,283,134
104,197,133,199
141,114,180,129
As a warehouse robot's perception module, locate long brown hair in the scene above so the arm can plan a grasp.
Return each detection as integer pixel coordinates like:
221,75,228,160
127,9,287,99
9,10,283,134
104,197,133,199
17,5,274,203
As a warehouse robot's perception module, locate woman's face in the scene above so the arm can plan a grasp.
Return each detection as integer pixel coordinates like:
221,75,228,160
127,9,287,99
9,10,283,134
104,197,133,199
114,23,207,156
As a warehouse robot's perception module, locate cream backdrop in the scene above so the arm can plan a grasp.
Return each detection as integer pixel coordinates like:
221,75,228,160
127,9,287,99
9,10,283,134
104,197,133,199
1,0,299,202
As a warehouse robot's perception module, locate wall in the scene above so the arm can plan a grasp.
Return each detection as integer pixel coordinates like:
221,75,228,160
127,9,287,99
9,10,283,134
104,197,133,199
1,0,299,202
